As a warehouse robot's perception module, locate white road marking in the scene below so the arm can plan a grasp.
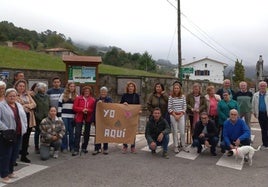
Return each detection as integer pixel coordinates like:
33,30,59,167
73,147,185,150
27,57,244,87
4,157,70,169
216,154,243,170
0,163,48,186
140,134,173,153
175,145,207,160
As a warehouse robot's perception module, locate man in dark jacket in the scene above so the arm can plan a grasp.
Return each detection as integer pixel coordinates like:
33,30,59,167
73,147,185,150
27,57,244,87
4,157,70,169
145,107,170,159
192,112,219,156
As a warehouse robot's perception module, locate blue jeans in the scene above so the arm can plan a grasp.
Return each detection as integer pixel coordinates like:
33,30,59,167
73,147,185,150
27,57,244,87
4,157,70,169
74,122,91,152
220,138,250,152
40,140,61,160
61,118,75,151
0,135,21,178
149,134,169,152
192,136,219,153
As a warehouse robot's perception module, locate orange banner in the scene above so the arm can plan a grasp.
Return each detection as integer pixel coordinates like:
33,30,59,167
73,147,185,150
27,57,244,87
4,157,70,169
95,102,141,144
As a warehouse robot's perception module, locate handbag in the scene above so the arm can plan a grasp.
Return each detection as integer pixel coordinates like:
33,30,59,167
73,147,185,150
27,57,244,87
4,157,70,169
1,129,17,144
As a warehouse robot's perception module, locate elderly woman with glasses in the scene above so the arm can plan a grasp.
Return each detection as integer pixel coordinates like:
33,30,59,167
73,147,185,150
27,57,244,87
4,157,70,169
217,90,239,141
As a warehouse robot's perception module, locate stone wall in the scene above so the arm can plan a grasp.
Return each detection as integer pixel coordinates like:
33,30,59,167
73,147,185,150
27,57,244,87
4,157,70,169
1,68,222,106
1,68,222,133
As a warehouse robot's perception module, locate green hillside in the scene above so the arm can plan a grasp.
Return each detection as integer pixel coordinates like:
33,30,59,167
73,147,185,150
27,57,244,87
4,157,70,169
0,46,170,77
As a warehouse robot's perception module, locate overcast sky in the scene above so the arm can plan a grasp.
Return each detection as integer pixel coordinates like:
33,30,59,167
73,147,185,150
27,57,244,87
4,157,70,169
1,0,268,66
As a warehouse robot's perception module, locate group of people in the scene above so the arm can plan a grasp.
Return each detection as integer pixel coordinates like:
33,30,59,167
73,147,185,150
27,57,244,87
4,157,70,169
145,79,268,159
0,70,268,183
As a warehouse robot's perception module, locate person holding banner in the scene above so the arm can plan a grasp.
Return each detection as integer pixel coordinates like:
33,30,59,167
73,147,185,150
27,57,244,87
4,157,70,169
92,86,112,155
72,86,95,156
145,107,170,159
120,81,140,154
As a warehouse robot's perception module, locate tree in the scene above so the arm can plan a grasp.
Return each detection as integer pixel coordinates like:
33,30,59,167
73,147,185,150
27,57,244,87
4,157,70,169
137,51,156,72
233,59,245,85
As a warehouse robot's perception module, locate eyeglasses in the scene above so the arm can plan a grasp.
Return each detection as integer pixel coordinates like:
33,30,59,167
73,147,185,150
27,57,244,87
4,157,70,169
201,117,208,120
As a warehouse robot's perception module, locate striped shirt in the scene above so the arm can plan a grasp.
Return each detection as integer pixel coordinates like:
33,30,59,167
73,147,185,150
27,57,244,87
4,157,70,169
168,95,186,113
57,94,76,119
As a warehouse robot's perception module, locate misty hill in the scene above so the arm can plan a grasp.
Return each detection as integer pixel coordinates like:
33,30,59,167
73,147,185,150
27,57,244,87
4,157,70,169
224,65,268,80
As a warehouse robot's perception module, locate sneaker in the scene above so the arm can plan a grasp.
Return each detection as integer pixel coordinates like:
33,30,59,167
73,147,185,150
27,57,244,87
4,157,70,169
92,150,99,155
103,150,109,155
131,147,137,154
53,151,59,159
1,177,13,184
182,146,189,153
72,151,78,156
21,156,31,163
260,145,268,150
162,151,169,159
122,147,127,154
174,148,179,153
151,150,156,154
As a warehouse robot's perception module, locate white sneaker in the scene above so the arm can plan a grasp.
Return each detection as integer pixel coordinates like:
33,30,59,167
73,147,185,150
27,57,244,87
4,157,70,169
260,145,268,150
53,151,59,159
174,148,179,153
181,146,189,153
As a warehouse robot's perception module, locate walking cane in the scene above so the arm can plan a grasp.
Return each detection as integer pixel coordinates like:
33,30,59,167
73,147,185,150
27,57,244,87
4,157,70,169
80,113,87,156
186,118,192,144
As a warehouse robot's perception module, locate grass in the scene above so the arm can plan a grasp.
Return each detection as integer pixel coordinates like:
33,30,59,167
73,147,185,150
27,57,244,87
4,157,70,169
0,46,171,77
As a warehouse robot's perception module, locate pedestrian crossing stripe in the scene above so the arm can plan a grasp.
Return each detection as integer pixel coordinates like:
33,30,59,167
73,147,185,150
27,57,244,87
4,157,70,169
141,134,173,153
0,163,48,186
216,153,243,170
175,145,207,160
216,135,256,170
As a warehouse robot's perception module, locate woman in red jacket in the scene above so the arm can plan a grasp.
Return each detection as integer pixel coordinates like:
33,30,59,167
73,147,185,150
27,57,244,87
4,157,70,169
72,86,95,156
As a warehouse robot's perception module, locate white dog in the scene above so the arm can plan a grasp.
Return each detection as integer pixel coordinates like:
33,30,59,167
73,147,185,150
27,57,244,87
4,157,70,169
228,145,261,166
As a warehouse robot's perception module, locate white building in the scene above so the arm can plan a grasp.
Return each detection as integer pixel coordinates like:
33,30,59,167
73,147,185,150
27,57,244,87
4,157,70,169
181,58,228,84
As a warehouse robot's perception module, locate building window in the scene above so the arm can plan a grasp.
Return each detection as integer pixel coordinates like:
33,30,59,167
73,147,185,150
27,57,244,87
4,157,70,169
205,63,207,68
194,70,210,76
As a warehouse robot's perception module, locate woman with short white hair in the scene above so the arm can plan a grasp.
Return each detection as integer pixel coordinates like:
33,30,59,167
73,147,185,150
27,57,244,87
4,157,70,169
92,86,112,155
0,88,27,184
33,82,50,154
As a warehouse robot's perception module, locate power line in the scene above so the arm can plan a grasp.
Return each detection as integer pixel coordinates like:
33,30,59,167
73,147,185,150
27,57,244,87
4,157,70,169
166,27,177,60
181,24,236,62
165,0,238,63
181,12,241,61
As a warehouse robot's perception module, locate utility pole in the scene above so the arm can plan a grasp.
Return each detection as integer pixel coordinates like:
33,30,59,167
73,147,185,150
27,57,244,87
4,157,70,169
177,0,182,81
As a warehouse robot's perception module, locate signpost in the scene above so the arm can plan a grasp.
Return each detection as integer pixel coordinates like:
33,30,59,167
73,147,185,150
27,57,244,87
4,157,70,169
179,67,194,81
181,67,194,74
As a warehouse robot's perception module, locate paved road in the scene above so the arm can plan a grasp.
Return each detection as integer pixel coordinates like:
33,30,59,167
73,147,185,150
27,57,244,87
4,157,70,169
1,121,267,187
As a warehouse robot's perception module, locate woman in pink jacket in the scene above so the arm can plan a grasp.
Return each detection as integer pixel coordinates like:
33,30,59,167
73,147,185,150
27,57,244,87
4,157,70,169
72,86,95,156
